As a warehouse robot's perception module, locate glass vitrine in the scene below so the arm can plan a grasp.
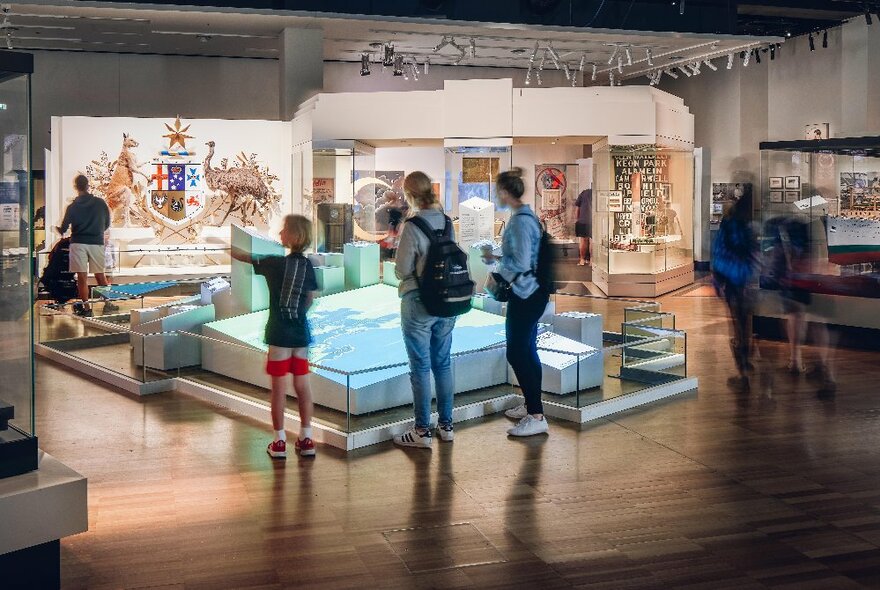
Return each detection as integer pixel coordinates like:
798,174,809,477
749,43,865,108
0,51,36,479
591,144,695,297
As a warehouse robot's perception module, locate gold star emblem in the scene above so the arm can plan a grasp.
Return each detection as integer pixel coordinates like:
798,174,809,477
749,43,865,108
162,115,194,150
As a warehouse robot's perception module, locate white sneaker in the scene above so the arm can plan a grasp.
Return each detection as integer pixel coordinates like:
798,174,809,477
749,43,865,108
394,426,432,449
507,415,549,437
436,423,454,442
504,403,528,420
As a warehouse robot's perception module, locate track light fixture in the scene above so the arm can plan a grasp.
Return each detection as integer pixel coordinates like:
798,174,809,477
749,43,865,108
809,33,815,51
679,66,692,77
770,44,776,60
591,63,598,81
469,38,476,58
383,43,395,67
823,30,828,48
410,59,419,81
360,53,371,76
424,57,430,74
865,10,873,25
525,41,538,86
547,44,561,70
754,48,761,64
617,55,624,74
578,53,586,73
703,59,717,71
609,71,615,86
727,53,734,69
607,45,619,65
742,50,751,67
625,46,633,66
393,54,404,76
664,68,678,79
646,48,654,67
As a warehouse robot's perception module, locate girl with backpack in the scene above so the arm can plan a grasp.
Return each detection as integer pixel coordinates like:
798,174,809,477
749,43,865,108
486,168,550,437
393,171,463,449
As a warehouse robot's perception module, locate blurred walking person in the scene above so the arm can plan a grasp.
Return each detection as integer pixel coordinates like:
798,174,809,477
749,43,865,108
712,191,758,390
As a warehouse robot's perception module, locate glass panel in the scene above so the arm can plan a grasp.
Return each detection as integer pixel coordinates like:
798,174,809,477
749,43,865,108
0,71,32,435
444,146,512,217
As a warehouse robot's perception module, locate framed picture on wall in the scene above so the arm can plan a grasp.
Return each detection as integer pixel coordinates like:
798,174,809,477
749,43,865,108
805,123,830,140
785,176,801,190
769,177,784,189
785,191,800,203
769,191,784,203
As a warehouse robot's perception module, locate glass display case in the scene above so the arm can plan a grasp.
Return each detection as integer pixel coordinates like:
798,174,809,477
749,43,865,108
591,144,695,297
755,137,880,341
444,145,511,217
0,51,36,479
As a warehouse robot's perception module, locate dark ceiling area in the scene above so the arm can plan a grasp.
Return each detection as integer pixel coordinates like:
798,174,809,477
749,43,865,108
100,1,878,37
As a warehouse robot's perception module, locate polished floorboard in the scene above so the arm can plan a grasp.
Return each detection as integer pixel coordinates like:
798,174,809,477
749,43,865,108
34,288,880,589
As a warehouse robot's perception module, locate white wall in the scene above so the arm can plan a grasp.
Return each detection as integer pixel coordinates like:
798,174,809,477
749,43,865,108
32,51,280,169
323,61,533,93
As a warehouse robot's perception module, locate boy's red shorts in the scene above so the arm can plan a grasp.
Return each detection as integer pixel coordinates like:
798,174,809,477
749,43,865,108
266,356,310,377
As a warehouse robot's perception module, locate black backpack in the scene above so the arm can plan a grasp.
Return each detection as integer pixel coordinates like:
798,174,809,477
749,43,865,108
517,211,557,297
408,215,475,317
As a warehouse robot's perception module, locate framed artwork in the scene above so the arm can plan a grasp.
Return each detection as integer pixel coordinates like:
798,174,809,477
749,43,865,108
769,190,784,203
785,191,800,203
462,157,500,184
804,123,829,140
769,177,784,189
785,176,800,190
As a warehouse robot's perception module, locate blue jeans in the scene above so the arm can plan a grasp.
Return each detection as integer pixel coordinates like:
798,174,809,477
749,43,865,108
400,291,456,430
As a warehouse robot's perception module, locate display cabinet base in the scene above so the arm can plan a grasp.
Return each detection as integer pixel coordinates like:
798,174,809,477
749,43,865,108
0,427,38,480
0,539,60,589
592,263,694,298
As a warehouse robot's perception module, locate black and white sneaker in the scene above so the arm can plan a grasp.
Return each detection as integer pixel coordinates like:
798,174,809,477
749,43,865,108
394,426,432,449
436,423,454,442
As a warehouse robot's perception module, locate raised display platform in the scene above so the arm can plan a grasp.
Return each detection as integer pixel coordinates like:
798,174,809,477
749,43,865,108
201,284,509,414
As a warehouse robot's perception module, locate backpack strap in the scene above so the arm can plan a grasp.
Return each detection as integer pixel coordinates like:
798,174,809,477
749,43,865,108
408,214,449,243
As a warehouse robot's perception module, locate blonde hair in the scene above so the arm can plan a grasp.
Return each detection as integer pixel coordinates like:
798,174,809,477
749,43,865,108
403,171,437,209
283,214,312,253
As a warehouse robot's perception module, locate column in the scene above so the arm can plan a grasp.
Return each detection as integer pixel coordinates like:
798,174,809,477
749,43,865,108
279,27,324,120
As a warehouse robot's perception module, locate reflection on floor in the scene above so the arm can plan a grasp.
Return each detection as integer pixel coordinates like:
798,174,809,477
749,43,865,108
37,287,880,589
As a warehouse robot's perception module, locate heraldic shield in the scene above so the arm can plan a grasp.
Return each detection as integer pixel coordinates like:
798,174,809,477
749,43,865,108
149,161,206,225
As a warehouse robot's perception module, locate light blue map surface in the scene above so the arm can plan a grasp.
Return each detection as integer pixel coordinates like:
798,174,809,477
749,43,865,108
203,284,507,389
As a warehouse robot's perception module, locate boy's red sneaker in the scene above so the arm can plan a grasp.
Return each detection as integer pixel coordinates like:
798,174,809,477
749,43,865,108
267,439,287,459
295,437,316,457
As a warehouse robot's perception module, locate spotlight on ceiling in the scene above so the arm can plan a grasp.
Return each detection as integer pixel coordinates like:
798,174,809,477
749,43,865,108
754,48,761,64
393,54,404,76
624,46,633,66
469,38,476,58
727,53,734,69
383,43,395,67
679,66,692,77
646,48,654,67
617,55,624,74
607,45,619,66
591,63,598,81
609,71,615,86
665,68,678,79
703,59,717,71
742,50,751,67
823,30,828,48
770,44,776,60
809,33,815,51
360,53,370,76
197,34,211,43
865,10,873,25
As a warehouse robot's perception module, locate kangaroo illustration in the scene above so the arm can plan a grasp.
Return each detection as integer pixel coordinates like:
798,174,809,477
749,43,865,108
104,133,149,227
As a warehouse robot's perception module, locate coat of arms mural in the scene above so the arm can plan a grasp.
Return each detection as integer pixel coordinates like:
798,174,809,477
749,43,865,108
85,116,281,242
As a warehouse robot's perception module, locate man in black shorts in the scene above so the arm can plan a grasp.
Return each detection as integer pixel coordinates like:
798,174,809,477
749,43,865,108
574,188,592,266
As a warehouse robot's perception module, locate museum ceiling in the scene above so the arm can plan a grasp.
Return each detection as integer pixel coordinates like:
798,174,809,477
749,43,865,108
0,1,784,82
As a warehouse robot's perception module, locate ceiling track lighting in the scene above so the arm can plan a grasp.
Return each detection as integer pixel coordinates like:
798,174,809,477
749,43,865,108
727,52,734,69
393,54,404,76
754,48,761,64
469,38,476,58
679,66,692,77
547,44,561,70
823,30,828,48
591,63,598,81
770,44,776,60
742,50,751,67
525,41,538,86
360,52,371,76
809,33,815,51
410,59,419,81
609,71,615,87
607,45,619,66
679,0,686,16
578,53,586,73
423,57,430,74
646,48,654,67
665,68,679,79
865,9,873,25
625,46,633,66
689,62,701,75
703,59,717,71
617,55,624,74
383,42,395,67
562,62,571,82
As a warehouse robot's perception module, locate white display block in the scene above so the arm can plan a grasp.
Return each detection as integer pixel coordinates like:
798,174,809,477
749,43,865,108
551,312,604,350
467,242,495,296
343,242,380,289
510,332,603,394
315,265,345,296
131,304,216,370
382,260,401,288
458,197,495,247
201,277,231,305
540,300,556,324
307,253,327,267
471,293,505,316
231,224,284,313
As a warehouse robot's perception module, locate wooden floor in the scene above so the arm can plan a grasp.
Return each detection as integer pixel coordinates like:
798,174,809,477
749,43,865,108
35,288,880,589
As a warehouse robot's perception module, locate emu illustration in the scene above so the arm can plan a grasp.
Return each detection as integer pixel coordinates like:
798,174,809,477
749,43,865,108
104,133,149,227
204,141,271,225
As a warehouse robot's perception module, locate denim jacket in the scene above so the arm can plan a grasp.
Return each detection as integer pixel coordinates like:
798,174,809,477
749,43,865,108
497,205,541,299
